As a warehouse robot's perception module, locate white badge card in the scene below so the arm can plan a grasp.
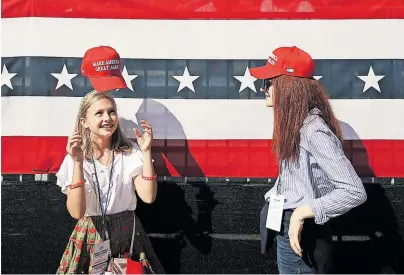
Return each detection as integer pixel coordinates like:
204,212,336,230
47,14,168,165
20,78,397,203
91,261,109,275
93,240,110,267
266,194,285,232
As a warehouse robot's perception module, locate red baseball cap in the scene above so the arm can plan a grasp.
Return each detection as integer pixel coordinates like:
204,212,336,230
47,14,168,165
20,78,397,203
81,46,127,92
249,46,315,80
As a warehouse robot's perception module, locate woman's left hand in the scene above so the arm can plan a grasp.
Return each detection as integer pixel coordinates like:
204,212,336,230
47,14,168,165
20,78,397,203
134,120,153,152
289,210,304,257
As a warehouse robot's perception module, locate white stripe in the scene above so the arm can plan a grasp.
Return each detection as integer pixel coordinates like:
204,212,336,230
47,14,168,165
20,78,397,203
2,18,404,59
2,97,403,139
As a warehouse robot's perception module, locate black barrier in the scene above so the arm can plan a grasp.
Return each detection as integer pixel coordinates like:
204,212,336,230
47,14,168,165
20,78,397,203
1,178,404,274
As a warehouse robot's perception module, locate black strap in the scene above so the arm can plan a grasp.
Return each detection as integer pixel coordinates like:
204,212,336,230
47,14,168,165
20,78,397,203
92,151,115,240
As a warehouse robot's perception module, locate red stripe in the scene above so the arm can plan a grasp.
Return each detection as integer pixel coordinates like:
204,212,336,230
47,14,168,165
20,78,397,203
2,136,404,178
2,0,404,19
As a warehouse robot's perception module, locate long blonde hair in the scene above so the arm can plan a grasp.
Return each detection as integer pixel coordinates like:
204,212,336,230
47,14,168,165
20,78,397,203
76,90,133,160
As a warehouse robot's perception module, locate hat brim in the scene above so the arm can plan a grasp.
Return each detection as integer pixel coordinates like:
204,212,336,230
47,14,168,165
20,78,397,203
249,64,281,80
89,75,127,92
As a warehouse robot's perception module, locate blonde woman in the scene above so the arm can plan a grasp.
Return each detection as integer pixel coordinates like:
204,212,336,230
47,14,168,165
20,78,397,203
56,90,164,274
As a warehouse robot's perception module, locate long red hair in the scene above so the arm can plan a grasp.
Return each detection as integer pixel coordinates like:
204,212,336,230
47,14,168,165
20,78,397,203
272,75,343,162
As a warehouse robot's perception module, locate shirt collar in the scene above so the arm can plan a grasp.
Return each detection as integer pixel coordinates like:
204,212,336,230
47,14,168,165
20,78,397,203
303,108,322,125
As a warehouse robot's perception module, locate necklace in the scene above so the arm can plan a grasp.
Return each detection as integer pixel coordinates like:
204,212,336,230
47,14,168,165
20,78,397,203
91,151,115,240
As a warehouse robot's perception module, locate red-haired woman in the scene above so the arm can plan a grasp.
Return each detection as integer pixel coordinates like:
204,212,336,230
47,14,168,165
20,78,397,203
250,46,367,274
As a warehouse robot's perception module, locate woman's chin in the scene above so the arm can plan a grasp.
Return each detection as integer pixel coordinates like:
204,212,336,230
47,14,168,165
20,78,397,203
265,99,273,107
92,130,114,139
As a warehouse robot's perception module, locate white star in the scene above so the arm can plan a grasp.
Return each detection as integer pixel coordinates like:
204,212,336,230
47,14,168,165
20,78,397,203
314,75,323,81
51,64,77,90
357,66,385,93
172,66,199,93
121,66,138,92
233,67,257,93
1,64,18,89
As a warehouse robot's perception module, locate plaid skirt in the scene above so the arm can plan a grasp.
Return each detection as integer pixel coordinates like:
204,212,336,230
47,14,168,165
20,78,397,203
56,210,165,274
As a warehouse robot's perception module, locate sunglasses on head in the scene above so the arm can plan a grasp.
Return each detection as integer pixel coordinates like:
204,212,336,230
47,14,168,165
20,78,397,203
261,79,272,91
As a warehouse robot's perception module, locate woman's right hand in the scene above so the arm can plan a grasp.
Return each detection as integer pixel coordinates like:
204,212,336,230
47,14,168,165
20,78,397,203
66,132,84,162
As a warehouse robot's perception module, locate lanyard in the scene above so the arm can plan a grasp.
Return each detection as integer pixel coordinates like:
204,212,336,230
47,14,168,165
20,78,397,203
91,151,115,240
274,160,284,195
264,160,284,202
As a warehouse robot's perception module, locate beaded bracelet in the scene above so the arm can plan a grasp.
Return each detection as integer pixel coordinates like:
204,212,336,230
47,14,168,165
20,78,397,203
69,180,86,189
142,174,157,181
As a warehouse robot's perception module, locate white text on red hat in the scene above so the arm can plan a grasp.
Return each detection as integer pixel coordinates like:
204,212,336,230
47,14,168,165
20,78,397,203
93,59,120,72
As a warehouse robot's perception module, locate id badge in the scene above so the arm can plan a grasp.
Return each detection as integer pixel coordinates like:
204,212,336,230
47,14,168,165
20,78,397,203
266,193,285,232
93,240,110,267
92,262,109,275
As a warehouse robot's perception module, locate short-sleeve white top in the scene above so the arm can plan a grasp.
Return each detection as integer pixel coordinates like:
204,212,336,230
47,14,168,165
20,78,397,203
56,144,144,217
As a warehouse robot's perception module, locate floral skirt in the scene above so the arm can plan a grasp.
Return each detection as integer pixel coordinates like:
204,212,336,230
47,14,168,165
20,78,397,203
56,210,165,274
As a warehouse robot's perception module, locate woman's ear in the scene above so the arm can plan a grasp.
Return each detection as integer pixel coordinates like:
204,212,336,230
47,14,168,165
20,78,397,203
80,118,89,129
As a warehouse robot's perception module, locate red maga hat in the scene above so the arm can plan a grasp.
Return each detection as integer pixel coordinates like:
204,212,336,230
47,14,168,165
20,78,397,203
249,46,315,80
81,45,127,92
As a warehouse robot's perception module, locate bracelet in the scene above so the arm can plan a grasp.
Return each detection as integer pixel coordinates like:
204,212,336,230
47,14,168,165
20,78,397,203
69,180,86,189
141,174,157,181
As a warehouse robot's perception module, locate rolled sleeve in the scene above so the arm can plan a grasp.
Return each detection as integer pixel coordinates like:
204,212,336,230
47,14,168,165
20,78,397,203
308,129,367,224
56,154,74,194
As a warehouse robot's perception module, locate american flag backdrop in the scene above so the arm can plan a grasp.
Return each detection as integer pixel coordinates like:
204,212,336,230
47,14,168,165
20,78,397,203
1,0,404,178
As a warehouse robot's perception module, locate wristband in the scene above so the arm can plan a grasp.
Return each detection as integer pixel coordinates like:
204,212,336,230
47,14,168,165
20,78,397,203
141,174,157,181
69,180,86,189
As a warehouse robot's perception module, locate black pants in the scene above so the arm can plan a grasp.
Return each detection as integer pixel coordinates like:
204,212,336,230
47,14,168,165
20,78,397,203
276,210,333,274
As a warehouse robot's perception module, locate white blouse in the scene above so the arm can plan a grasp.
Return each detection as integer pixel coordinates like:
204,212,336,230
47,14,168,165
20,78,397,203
56,144,144,217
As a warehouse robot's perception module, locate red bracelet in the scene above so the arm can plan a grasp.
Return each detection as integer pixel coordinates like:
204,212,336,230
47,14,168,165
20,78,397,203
69,180,86,189
142,174,157,181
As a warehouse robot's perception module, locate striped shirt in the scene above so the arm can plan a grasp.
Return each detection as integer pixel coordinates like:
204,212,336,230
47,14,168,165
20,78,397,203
269,108,367,225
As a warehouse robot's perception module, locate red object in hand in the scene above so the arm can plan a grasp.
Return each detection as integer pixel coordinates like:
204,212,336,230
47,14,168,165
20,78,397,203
127,259,146,274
